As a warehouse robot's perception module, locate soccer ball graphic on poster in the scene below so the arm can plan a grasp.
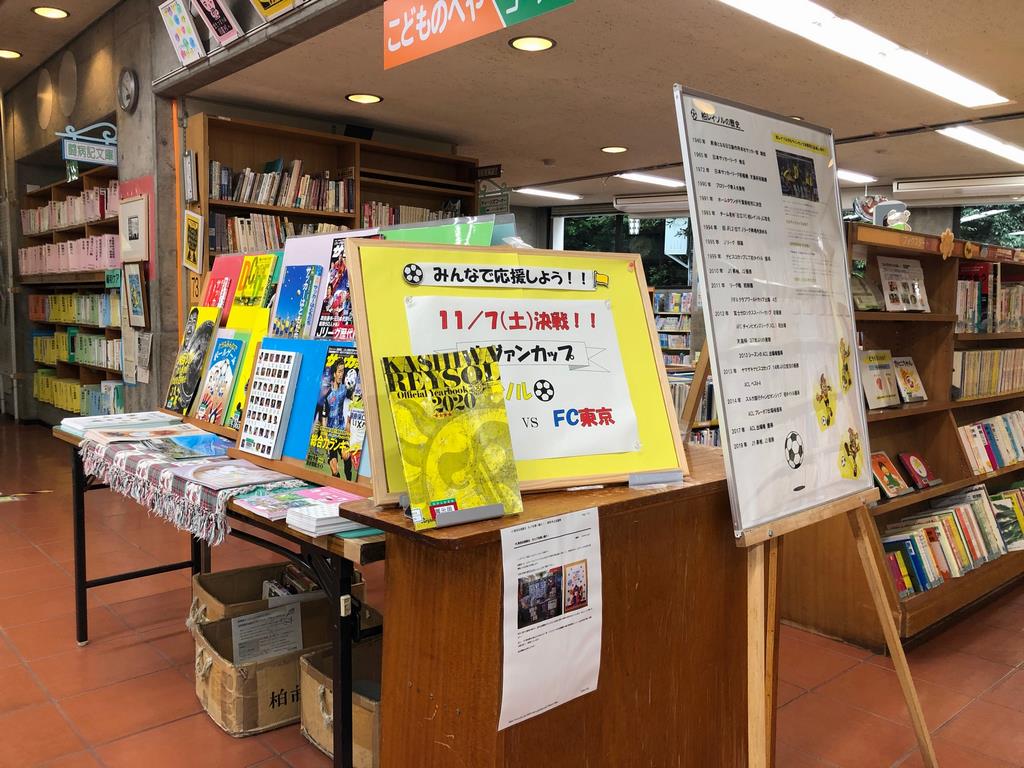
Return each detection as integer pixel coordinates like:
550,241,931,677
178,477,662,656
784,430,807,492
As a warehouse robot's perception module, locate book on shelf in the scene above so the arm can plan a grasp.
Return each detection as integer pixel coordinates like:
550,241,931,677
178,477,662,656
19,179,119,234
951,348,1024,400
233,253,279,310
870,451,913,499
897,452,942,489
165,306,222,414
270,265,323,338
956,261,994,333
655,314,691,331
652,290,692,314
850,273,883,311
19,234,120,275
891,356,927,403
956,410,1024,475
191,329,249,425
237,348,301,461
877,256,930,312
361,200,452,228
203,253,244,315
208,212,345,254
209,159,355,213
858,349,900,409
304,346,365,481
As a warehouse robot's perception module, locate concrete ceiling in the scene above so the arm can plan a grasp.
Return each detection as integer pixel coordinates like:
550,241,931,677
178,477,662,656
0,0,120,91
189,0,1024,206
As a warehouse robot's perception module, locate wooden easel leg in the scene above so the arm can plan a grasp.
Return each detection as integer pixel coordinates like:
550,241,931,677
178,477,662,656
848,505,938,768
747,542,768,768
764,538,782,768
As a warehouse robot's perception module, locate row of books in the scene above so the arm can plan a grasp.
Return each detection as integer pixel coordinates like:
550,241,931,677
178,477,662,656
659,332,690,351
663,352,693,366
360,201,449,228
80,380,126,416
655,315,690,331
29,290,121,328
652,290,692,314
955,261,1024,334
666,373,716,428
21,181,120,234
882,484,1023,599
956,410,1024,475
33,333,58,366
951,348,1024,401
209,212,344,254
18,234,120,275
210,159,355,214
76,334,123,371
689,427,721,447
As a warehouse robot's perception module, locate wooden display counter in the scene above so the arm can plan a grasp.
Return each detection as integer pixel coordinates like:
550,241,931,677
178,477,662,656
342,446,765,767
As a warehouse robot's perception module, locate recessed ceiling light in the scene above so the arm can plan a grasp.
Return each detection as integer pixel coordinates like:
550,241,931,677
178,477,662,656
789,115,804,121
836,169,878,184
0,49,21,59
516,187,582,201
937,126,1024,166
509,36,556,52
346,93,382,104
960,209,1008,223
615,172,686,189
32,6,69,19
601,146,628,154
716,0,1007,108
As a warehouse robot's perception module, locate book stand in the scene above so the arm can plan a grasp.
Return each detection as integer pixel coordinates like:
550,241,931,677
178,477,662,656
683,342,938,768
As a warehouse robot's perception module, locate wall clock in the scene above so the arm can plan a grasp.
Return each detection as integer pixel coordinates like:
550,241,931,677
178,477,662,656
118,67,139,114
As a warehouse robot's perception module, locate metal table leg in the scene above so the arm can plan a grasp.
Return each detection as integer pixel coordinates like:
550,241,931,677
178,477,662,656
71,445,89,645
331,554,354,768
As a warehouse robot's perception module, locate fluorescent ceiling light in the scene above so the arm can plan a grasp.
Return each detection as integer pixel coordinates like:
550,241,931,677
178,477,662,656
516,187,582,201
937,126,1024,167
615,172,686,189
0,50,21,59
716,0,1007,108
960,209,1008,223
836,169,877,184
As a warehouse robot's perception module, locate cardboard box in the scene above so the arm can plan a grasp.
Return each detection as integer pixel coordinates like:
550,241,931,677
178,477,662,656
190,562,365,626
300,644,382,767
194,600,331,736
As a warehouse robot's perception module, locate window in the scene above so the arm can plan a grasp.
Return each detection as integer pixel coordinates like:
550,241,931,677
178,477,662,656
955,204,1024,246
559,214,691,287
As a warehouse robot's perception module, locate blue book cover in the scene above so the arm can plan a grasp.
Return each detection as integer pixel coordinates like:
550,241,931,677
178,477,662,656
982,422,1005,468
261,338,354,460
271,265,321,338
1000,415,1022,464
193,331,248,424
883,537,928,593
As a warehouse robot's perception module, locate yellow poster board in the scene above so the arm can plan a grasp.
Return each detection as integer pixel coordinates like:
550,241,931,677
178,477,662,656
349,240,687,504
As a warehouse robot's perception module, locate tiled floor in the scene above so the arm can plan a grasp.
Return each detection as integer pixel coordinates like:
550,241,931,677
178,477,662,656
0,420,1022,767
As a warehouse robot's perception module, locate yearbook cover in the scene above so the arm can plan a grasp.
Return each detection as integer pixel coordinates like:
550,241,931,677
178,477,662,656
304,346,365,481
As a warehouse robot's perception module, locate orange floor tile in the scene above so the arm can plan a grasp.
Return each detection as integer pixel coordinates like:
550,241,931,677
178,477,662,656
0,420,1022,767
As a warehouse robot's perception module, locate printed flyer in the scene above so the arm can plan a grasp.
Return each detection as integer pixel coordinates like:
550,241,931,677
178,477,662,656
675,87,873,533
499,508,602,729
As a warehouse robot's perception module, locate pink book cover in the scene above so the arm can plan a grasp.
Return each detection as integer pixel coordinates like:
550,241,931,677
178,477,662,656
296,486,364,504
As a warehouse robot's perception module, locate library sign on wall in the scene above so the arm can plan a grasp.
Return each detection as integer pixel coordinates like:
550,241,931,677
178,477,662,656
674,87,873,535
383,0,574,68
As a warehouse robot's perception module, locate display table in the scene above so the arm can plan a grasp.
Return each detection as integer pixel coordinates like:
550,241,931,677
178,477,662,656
341,445,767,767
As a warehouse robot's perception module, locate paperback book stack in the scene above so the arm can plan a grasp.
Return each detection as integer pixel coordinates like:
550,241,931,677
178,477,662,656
285,504,364,536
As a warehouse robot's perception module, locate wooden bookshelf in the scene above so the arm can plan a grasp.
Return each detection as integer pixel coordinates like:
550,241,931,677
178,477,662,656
782,223,1024,649
17,165,124,424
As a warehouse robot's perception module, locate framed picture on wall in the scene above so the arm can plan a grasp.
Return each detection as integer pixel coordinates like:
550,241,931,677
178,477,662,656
119,195,149,263
191,0,243,45
124,262,148,328
182,209,204,274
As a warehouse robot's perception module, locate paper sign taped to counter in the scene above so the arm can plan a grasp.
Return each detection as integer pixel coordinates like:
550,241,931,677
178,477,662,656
499,507,602,729
231,604,303,665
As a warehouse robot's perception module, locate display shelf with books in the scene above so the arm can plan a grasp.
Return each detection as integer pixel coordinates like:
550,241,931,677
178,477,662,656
17,163,125,423
781,223,1024,649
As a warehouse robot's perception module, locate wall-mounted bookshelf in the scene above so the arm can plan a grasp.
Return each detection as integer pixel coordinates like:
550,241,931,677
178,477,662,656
781,223,1024,649
17,165,124,424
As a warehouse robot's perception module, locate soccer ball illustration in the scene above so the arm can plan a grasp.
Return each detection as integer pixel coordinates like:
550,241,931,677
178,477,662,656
784,431,804,469
403,263,424,285
533,379,555,402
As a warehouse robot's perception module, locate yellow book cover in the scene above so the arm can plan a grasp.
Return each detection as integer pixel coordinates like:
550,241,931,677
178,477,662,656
382,345,522,531
165,306,222,413
232,253,278,309
224,306,270,429
893,551,912,590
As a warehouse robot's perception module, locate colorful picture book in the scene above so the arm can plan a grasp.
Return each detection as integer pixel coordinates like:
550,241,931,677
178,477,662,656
897,452,942,489
870,451,913,499
270,264,323,338
382,346,523,531
304,346,365,481
858,349,900,410
165,306,221,413
238,348,301,460
233,253,279,309
956,410,1024,475
891,356,927,403
192,329,249,424
877,256,930,312
140,433,233,461
235,484,365,521
83,422,207,446
203,253,244,315
224,307,270,430
170,458,291,490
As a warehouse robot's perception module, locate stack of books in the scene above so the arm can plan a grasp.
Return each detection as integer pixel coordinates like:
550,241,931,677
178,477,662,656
286,504,364,537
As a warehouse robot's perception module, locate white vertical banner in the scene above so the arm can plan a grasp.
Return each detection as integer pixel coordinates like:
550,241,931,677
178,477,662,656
499,508,602,729
674,86,873,534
